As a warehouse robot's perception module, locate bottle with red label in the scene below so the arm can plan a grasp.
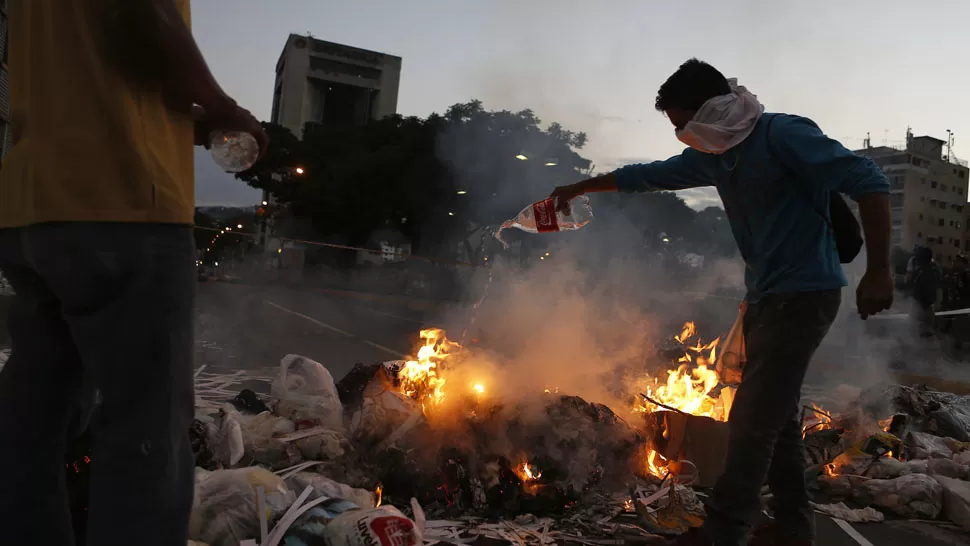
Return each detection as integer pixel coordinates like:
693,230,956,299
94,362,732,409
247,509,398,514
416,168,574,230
499,195,593,239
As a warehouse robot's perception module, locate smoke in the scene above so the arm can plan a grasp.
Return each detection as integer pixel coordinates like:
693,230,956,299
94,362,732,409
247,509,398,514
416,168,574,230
434,215,745,414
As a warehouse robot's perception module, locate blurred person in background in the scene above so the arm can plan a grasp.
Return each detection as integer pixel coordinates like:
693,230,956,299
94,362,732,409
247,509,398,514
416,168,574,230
940,253,970,355
551,59,893,546
0,2,267,545
906,246,942,340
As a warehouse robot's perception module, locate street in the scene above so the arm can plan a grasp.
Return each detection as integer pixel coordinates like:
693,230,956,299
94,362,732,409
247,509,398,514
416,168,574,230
0,283,967,546
194,281,441,379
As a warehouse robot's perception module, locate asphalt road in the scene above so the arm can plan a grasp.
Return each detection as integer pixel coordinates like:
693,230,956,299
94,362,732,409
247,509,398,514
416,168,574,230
193,281,450,380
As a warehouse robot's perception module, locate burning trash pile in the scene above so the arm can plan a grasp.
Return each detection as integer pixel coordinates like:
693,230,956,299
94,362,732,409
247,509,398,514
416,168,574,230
804,384,970,530
184,323,743,545
182,317,970,545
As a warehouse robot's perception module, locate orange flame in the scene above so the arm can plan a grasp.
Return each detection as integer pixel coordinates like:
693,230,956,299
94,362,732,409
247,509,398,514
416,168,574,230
398,329,460,408
801,403,832,437
520,462,542,481
634,322,726,420
644,448,668,478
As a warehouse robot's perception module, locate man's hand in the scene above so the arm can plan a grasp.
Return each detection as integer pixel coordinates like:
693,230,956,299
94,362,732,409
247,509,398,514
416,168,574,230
193,101,270,161
550,183,585,213
856,267,894,319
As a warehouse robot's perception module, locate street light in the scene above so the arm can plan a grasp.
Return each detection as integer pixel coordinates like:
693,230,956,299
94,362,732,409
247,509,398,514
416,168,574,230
262,200,268,206
456,190,467,195
294,167,305,175
515,154,528,161
237,224,243,229
448,212,455,216
544,161,558,167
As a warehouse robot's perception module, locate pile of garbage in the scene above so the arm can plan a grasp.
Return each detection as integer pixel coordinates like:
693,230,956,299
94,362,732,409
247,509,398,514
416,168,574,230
187,355,425,546
807,384,970,531
186,353,703,545
186,347,970,545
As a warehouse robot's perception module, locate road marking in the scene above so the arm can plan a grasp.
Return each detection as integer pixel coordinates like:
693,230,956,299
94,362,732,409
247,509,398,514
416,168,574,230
832,518,876,546
264,300,407,359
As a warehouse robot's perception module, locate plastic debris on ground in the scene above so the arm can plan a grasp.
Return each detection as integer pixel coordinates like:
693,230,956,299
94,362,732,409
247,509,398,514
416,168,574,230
811,501,885,523
271,354,344,430
179,354,970,545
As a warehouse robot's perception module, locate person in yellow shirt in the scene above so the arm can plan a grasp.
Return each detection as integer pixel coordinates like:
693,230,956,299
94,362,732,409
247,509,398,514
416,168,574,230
0,2,268,545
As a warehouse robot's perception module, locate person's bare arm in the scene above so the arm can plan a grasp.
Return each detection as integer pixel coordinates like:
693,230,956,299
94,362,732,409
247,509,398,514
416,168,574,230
857,193,892,272
550,173,618,210
856,192,894,318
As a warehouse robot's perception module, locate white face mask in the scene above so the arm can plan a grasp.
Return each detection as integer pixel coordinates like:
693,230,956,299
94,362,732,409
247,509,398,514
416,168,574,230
674,78,765,154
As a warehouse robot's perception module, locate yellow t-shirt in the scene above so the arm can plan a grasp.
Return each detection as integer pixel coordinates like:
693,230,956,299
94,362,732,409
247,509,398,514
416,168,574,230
0,0,195,228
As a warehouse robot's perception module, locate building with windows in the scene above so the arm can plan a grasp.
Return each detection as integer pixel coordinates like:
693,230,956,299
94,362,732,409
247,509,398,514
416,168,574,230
855,129,969,264
271,34,402,139
257,35,402,252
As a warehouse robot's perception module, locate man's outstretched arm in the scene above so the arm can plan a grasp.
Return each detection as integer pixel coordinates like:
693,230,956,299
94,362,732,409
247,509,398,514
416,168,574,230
551,150,713,211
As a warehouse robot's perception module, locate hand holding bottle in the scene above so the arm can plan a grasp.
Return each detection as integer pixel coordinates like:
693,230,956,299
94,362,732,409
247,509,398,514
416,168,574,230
193,100,269,172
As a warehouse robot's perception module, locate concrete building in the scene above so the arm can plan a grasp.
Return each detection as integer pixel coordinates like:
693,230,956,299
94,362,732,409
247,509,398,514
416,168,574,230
258,35,403,252
856,130,970,265
270,34,402,138
0,0,11,157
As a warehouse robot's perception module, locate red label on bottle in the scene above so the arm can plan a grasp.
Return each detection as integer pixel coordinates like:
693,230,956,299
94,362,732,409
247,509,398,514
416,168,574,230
368,516,417,546
533,198,560,233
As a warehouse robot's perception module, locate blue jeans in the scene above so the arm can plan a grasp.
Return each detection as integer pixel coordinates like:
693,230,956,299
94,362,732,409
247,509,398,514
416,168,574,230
0,223,196,546
703,290,840,546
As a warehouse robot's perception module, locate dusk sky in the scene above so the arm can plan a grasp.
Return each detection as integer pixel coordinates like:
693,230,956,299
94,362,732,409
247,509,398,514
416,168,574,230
192,0,970,209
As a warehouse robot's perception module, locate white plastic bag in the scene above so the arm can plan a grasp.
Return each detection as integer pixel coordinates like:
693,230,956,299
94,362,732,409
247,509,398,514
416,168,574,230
272,355,344,429
189,467,296,546
215,404,245,467
286,472,376,509
323,506,422,546
241,411,302,469
294,428,349,461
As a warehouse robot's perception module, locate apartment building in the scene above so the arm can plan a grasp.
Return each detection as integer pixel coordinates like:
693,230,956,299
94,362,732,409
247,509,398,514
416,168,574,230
856,130,970,264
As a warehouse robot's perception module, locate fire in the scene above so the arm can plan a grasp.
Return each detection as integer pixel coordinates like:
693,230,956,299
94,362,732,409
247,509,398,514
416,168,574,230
801,403,833,438
375,484,383,507
644,448,668,478
473,383,485,395
398,329,460,408
636,322,724,419
520,462,542,481
675,322,697,344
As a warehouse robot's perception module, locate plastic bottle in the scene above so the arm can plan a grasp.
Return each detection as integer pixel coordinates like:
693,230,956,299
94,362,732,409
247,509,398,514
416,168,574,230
210,131,259,173
496,196,593,245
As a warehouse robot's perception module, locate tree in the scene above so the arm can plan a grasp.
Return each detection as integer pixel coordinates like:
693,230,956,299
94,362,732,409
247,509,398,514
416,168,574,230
236,101,592,263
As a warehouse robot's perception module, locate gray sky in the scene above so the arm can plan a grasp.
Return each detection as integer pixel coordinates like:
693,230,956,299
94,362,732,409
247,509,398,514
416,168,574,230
192,0,970,209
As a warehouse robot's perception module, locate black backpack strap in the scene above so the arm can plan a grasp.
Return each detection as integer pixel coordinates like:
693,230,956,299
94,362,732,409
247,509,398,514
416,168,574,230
764,114,834,232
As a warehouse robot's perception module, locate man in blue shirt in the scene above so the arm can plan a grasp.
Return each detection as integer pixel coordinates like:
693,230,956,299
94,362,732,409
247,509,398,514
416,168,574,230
552,59,893,546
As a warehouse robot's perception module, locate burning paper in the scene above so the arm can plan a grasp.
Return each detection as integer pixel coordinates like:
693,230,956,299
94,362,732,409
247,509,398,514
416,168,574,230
635,322,727,421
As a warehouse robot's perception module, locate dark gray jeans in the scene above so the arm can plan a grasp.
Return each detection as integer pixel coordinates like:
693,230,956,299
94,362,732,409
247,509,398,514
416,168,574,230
0,223,195,546
703,290,841,546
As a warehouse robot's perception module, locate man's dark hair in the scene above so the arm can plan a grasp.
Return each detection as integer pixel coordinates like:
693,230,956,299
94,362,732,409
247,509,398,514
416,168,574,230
655,58,731,112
